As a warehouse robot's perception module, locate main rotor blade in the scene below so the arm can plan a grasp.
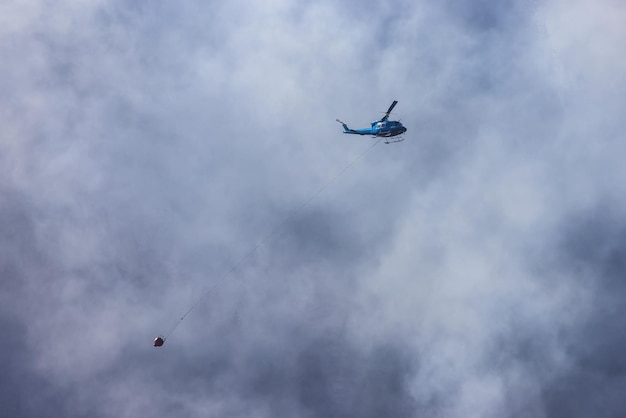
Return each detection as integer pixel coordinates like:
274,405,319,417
381,100,398,121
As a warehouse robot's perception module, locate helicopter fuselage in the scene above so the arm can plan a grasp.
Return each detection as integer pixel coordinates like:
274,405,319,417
341,120,407,137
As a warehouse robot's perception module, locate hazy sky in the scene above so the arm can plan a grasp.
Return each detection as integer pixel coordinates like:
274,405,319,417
2,1,626,417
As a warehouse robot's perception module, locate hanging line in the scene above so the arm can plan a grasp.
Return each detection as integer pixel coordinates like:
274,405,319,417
163,137,384,339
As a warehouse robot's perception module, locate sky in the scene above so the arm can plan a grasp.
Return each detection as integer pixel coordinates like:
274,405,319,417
2,0,626,416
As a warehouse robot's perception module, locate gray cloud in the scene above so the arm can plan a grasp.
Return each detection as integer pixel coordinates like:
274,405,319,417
2,0,626,416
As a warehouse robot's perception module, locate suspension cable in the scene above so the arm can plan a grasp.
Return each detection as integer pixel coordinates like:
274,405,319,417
160,137,384,341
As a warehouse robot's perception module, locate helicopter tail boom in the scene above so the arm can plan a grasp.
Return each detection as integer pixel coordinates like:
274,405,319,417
336,119,372,135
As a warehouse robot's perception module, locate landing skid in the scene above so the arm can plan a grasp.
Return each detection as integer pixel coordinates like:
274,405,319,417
384,136,405,144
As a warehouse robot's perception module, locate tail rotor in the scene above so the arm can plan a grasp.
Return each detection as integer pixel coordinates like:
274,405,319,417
336,119,350,132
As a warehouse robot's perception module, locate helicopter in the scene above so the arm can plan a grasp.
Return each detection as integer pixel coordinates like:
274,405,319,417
336,101,407,144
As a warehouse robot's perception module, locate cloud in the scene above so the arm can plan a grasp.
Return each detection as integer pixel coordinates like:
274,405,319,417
2,0,626,416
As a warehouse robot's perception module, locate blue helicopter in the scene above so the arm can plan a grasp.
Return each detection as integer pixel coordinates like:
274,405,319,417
336,101,407,144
